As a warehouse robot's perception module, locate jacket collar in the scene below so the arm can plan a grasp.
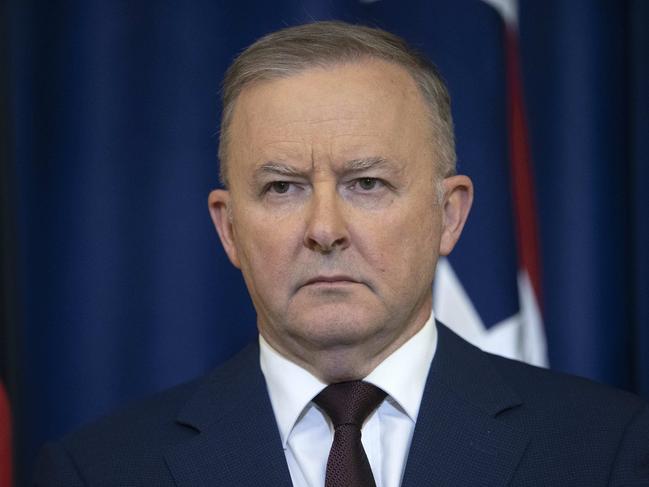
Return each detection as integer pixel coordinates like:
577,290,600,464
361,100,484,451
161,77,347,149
165,322,529,486
401,322,529,486
164,342,293,486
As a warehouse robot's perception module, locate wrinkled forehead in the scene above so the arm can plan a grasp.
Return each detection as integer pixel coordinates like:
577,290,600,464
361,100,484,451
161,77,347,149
226,60,434,167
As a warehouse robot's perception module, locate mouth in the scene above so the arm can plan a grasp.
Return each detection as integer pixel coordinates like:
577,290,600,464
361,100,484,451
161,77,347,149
301,275,361,287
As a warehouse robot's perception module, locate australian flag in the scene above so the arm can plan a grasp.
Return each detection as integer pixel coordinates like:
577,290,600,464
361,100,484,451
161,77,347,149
430,0,547,366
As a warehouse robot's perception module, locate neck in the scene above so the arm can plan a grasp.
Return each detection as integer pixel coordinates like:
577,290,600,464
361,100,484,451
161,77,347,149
261,306,432,383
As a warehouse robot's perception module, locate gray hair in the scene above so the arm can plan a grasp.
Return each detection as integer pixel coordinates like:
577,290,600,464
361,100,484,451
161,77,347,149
218,21,456,188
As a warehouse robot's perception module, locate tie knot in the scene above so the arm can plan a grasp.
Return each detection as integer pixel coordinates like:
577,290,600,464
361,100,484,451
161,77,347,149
313,381,386,429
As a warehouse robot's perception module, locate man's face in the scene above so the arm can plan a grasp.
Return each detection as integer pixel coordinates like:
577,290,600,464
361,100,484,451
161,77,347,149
210,60,471,381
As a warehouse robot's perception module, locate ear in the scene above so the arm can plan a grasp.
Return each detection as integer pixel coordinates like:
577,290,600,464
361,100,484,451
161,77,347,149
439,175,473,256
208,189,241,268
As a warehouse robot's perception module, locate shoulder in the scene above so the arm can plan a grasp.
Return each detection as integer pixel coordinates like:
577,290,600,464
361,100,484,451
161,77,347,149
488,350,646,416
436,321,646,423
432,322,649,484
482,346,649,484
63,377,202,455
34,342,261,486
487,353,649,484
34,379,203,486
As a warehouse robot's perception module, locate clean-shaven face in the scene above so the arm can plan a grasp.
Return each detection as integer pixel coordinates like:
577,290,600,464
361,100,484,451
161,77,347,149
209,59,471,381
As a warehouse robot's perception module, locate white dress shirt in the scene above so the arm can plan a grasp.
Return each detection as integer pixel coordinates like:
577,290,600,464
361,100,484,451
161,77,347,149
259,313,437,487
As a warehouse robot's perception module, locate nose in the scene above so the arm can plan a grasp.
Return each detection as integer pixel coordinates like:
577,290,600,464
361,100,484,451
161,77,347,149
303,186,350,253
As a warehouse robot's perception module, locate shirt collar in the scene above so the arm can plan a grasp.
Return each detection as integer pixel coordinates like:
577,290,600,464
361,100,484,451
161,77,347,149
363,313,437,422
259,312,437,447
259,335,327,447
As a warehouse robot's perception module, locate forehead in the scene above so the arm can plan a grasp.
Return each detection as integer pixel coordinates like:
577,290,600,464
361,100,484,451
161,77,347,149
227,60,433,169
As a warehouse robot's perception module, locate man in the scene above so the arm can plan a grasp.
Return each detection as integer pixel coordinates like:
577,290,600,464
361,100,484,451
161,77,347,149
35,21,648,486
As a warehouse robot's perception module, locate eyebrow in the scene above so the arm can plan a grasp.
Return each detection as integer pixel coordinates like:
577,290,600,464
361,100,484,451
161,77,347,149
343,156,391,173
255,162,306,178
255,156,394,179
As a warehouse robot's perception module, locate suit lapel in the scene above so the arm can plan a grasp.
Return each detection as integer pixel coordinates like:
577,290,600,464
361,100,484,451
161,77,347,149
164,343,293,487
402,323,529,487
163,324,529,486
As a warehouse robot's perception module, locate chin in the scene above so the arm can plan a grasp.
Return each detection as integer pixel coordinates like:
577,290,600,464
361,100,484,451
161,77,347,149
317,360,371,383
293,312,383,350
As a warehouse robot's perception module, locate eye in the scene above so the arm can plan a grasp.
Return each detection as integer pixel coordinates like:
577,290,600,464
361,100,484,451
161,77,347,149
358,178,377,190
351,177,384,192
268,181,292,194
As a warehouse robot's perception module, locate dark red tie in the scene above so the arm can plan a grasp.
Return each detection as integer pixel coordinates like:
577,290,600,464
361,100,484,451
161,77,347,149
313,381,387,487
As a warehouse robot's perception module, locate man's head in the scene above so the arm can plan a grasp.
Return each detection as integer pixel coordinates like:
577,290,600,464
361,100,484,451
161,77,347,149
218,21,457,190
209,22,472,382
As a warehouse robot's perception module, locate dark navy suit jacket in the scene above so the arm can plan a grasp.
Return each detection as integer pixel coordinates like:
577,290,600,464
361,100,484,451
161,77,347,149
34,323,649,486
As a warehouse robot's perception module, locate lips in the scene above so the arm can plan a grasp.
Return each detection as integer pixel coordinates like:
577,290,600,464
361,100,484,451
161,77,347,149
302,275,360,286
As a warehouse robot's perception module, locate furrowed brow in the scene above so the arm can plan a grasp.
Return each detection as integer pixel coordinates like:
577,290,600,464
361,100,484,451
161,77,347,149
255,162,306,178
343,157,392,173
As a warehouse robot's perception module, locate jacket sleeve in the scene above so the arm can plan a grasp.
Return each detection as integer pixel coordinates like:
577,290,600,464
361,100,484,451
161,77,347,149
33,442,86,487
608,402,649,486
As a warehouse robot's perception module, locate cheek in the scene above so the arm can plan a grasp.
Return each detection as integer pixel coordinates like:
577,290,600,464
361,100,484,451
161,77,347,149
234,215,300,290
358,206,439,277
